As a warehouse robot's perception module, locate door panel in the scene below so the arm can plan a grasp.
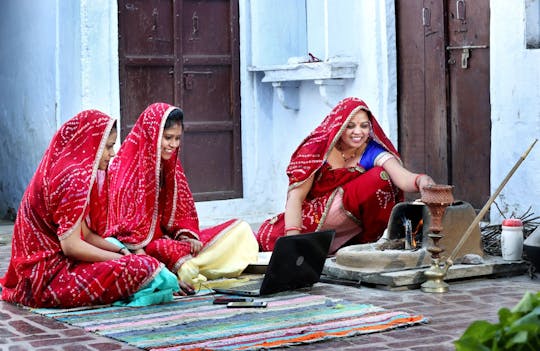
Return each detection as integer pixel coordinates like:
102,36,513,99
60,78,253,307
446,0,491,208
123,66,175,132
122,1,174,55
182,1,231,55
397,0,449,197
179,0,241,201
183,132,235,194
118,0,175,139
423,0,449,184
182,66,232,121
397,0,490,210
396,1,426,176
118,0,242,201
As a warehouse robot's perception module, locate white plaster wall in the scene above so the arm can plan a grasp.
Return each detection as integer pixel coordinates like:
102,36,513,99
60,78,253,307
0,0,119,218
0,1,58,217
249,0,307,66
57,1,83,125
347,0,398,145
80,0,120,118
490,0,540,222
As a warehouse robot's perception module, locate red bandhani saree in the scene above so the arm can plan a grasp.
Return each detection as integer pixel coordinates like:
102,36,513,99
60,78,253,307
86,169,108,235
106,103,257,279
256,97,403,252
0,110,161,308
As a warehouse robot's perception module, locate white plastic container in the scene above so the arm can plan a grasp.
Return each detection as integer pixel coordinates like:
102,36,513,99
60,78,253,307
501,218,524,261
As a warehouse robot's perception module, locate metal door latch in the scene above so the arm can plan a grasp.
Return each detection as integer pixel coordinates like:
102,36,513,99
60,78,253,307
460,48,470,69
446,45,488,69
422,7,431,27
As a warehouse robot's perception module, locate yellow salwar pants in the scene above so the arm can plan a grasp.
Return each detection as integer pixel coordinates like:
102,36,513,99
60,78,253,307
177,220,259,285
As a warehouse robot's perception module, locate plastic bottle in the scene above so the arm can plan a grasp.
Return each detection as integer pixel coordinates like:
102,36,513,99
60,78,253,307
501,218,524,261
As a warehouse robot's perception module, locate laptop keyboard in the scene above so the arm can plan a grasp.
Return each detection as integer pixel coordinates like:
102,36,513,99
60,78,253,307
235,280,263,290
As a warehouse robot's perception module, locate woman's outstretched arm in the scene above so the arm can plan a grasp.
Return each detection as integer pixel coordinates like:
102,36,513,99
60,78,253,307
382,158,435,193
283,174,314,235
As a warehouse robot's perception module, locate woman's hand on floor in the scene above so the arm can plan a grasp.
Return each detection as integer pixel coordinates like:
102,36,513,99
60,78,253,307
176,279,196,296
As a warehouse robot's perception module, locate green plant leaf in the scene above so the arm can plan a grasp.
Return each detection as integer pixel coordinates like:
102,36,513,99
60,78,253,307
509,306,540,329
499,307,520,326
505,330,528,347
454,336,492,351
456,292,540,351
454,320,499,350
512,292,540,314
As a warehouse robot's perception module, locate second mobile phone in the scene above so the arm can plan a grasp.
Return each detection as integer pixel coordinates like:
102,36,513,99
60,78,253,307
226,301,267,308
213,297,254,305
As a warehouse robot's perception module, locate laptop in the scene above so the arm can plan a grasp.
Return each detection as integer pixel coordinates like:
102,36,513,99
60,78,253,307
214,230,335,296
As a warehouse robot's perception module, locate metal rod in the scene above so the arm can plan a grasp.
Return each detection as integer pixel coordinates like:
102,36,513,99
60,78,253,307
449,139,538,260
446,45,489,50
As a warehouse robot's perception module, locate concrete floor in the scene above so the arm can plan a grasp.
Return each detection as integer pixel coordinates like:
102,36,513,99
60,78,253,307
1,220,539,351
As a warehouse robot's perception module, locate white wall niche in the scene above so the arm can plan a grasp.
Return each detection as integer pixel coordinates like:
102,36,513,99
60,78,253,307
249,59,357,109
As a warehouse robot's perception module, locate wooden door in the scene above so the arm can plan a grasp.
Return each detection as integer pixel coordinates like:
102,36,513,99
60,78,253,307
396,0,490,211
118,0,242,201
446,0,491,210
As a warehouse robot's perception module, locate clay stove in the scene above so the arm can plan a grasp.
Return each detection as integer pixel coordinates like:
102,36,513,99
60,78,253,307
323,188,488,289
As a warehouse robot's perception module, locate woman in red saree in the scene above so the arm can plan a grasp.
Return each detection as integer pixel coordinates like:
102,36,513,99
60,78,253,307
86,163,109,236
0,110,166,308
106,103,257,291
256,97,435,254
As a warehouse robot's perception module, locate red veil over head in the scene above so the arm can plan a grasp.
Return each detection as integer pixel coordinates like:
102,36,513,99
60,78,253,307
286,97,400,188
107,103,199,249
29,110,116,240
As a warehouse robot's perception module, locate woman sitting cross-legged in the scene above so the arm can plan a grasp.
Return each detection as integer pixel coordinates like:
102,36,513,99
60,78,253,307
0,110,177,308
256,97,435,254
105,103,258,294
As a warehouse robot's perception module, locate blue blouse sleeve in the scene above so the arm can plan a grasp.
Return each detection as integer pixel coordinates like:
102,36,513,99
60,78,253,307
359,140,388,169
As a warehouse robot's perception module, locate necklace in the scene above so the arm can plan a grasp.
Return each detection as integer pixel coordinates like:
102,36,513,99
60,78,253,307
341,148,358,163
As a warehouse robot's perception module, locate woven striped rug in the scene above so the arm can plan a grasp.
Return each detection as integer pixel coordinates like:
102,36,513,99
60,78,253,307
32,292,428,350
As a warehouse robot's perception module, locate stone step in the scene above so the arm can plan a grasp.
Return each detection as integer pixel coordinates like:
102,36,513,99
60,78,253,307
323,255,529,291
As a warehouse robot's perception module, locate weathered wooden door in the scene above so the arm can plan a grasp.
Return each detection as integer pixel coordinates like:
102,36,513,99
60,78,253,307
118,0,242,201
396,0,490,211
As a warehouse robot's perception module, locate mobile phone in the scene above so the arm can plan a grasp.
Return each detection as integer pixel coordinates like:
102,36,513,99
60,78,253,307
213,297,254,305
226,301,267,308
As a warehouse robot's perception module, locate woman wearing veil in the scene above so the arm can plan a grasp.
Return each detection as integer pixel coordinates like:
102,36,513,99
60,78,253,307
106,103,258,293
0,110,174,308
257,97,435,254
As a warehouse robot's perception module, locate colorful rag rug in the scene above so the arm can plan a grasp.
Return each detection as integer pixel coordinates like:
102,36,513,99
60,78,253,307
30,292,428,351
